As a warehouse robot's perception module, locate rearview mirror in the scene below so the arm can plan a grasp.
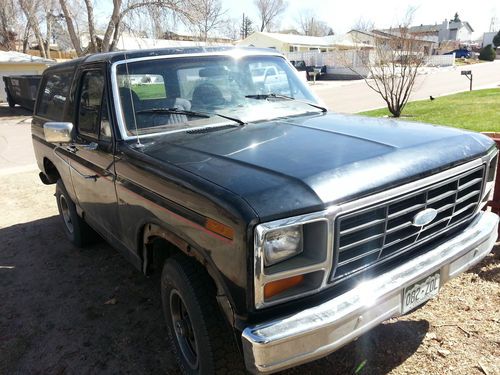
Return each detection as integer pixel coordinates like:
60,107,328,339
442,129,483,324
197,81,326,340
43,122,73,144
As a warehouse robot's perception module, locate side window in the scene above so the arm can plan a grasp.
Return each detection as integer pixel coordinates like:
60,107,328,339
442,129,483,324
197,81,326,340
78,71,104,138
36,71,73,120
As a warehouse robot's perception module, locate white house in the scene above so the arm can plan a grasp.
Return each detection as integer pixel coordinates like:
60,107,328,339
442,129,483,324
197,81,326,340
482,31,499,47
408,19,474,43
438,20,474,42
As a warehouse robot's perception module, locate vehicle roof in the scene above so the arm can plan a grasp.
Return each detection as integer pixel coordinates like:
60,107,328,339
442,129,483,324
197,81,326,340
44,46,282,72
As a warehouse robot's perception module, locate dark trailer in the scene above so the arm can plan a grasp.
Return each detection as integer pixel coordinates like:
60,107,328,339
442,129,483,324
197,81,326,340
3,75,42,111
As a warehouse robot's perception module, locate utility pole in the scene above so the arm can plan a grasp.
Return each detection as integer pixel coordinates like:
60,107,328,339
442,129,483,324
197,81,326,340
241,13,247,39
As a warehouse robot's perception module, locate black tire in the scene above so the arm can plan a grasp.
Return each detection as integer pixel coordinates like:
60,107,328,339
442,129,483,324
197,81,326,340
55,179,97,247
161,255,245,375
6,93,15,108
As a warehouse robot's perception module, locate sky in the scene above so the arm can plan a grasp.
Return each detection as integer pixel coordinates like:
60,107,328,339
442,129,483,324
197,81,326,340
222,0,498,37
96,0,500,39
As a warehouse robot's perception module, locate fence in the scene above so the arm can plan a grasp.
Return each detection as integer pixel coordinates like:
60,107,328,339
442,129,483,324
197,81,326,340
27,49,77,60
424,54,455,67
284,50,456,78
284,50,366,68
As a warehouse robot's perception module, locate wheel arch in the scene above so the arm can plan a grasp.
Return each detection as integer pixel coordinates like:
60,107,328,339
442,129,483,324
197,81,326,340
141,223,236,325
42,156,60,184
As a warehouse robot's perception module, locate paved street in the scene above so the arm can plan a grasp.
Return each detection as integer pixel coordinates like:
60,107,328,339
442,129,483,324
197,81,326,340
310,60,500,113
0,105,35,173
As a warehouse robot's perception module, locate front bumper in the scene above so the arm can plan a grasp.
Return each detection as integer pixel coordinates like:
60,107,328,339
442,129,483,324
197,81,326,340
242,211,499,374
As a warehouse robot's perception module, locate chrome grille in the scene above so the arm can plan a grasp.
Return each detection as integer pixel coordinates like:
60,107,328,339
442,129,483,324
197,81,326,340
331,166,485,281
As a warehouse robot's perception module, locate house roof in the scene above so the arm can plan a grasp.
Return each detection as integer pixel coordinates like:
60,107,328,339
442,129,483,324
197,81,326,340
408,21,474,34
409,24,441,33
0,51,54,64
240,32,358,48
250,32,334,47
349,29,436,45
113,35,212,50
94,33,231,51
449,21,474,32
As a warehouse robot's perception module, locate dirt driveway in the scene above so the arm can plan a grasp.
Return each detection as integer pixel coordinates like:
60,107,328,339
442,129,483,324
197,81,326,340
0,108,499,374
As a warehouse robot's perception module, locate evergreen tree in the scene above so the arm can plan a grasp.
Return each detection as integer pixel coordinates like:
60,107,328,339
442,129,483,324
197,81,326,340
240,14,254,39
479,44,496,61
493,30,500,48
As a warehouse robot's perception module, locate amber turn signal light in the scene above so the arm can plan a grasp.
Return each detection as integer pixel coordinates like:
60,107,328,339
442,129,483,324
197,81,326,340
264,275,304,299
205,218,234,240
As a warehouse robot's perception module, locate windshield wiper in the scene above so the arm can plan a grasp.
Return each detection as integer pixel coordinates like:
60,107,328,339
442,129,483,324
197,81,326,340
245,94,327,112
135,107,245,126
136,108,210,118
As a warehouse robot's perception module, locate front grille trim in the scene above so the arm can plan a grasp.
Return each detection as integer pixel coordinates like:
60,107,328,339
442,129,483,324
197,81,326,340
330,164,486,283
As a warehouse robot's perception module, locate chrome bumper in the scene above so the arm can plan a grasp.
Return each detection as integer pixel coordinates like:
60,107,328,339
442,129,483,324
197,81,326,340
242,211,499,374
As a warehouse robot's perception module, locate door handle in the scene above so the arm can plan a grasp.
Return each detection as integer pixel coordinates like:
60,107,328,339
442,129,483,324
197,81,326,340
66,144,77,153
66,142,98,153
83,142,98,151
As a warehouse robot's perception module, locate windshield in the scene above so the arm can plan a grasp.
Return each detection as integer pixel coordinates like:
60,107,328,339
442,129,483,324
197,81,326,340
114,54,321,137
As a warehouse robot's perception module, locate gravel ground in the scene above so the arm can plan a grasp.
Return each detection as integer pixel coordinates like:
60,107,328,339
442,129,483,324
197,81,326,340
1,168,499,375
1,84,499,375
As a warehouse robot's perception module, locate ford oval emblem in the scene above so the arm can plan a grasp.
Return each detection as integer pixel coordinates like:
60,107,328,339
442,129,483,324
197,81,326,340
412,208,438,227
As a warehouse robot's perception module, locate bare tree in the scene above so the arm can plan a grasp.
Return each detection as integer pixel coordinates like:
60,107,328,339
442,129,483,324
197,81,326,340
0,0,21,51
352,17,374,32
255,0,286,32
353,10,426,117
185,0,226,42
19,0,48,57
58,0,191,55
297,10,330,36
58,0,83,55
220,17,240,41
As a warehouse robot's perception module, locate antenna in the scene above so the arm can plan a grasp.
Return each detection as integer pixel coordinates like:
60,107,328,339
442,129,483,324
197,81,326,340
122,37,143,148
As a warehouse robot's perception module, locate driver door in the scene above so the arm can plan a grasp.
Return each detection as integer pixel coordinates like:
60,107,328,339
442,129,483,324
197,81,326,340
67,67,119,235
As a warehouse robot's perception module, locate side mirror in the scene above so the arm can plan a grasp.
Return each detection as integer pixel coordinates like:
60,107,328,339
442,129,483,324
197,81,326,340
43,122,73,144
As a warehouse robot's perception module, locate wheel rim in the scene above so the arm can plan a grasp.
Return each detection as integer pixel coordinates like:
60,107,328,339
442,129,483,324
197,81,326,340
170,290,198,369
59,195,74,234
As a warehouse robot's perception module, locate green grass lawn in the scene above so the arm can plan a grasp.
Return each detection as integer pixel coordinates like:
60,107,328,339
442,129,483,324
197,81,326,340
360,88,500,132
131,83,166,100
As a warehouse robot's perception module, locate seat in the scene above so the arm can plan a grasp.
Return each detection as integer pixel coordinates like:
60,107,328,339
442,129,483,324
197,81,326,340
162,98,192,125
120,86,195,128
191,83,225,110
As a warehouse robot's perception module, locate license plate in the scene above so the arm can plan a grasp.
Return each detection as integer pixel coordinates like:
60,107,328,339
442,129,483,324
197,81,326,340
402,271,440,314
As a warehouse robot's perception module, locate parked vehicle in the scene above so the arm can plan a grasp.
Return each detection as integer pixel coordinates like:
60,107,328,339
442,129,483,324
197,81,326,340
250,65,289,93
290,59,327,80
445,48,472,58
3,75,42,111
32,47,499,374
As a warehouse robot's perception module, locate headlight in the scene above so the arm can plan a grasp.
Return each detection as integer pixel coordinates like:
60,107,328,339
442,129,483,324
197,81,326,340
263,225,303,266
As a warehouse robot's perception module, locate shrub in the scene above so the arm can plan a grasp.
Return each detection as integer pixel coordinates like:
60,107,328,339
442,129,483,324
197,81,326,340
479,44,496,61
493,31,500,48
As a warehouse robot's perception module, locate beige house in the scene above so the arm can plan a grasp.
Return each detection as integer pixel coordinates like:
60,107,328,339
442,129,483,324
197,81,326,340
237,32,340,53
0,51,54,102
348,29,436,55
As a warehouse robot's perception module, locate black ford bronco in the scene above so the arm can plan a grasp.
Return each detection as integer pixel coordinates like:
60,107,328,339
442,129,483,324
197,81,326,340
32,47,498,374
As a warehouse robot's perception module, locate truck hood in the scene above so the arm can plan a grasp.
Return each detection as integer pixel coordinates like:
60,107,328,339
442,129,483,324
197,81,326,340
142,113,493,220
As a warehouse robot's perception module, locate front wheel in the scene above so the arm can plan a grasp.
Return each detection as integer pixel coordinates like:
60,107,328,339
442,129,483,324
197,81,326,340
161,255,245,374
55,179,97,247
